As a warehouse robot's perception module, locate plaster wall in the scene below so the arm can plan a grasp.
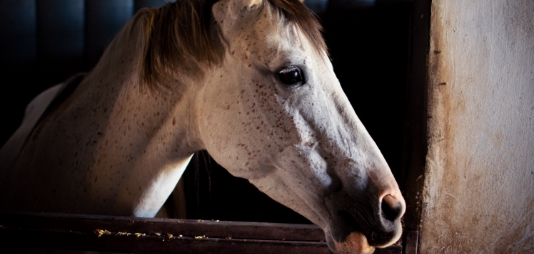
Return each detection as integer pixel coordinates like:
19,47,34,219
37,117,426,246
421,0,534,253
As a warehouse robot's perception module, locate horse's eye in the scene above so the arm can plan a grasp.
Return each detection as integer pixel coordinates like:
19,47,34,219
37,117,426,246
278,66,305,86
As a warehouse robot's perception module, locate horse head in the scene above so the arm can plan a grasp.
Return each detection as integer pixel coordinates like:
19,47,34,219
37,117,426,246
192,0,406,252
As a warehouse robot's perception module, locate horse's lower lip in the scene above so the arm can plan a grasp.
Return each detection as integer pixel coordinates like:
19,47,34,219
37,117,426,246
337,210,399,247
330,231,375,254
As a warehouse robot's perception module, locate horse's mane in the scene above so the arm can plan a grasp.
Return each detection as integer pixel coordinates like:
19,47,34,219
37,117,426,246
141,0,326,91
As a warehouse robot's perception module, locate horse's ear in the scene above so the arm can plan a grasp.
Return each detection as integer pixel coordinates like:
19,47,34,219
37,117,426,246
212,0,264,36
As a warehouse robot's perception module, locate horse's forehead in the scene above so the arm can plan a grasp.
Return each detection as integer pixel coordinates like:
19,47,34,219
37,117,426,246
236,24,313,69
235,10,303,51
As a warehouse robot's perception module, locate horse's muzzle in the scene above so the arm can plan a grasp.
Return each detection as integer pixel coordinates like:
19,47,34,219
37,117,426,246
326,191,405,253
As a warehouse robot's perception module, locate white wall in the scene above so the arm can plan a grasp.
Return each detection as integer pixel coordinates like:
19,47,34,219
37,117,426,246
421,0,534,252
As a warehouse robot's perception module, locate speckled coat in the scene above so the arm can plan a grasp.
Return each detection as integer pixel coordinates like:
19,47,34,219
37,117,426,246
0,0,404,253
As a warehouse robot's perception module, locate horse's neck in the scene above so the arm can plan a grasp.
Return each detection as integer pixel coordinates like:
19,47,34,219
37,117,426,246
41,10,201,215
88,11,202,169
0,7,206,216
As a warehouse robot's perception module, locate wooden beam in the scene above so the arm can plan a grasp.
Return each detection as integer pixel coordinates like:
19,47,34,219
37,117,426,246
0,211,405,254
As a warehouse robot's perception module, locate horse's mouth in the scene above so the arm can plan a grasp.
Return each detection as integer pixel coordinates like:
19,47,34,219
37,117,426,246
336,209,401,248
329,231,375,254
325,210,375,253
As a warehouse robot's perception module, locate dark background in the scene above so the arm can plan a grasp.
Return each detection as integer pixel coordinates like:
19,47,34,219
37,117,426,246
0,0,413,224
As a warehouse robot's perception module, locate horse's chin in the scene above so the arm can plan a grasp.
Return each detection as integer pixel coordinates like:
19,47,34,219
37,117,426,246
326,231,376,254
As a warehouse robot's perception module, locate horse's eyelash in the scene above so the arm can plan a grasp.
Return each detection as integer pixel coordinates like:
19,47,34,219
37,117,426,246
279,66,300,73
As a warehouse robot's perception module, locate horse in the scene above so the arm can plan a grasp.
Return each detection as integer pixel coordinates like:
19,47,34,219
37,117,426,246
0,0,405,253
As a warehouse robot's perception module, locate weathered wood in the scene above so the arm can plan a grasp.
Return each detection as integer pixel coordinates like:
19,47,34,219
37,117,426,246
0,211,324,241
400,0,431,233
421,0,534,252
1,229,330,254
403,230,418,254
0,211,404,253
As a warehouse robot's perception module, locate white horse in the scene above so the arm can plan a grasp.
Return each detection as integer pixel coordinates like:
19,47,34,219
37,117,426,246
0,0,405,253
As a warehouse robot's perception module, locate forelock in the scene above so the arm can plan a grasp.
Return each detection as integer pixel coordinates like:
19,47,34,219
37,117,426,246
265,0,328,56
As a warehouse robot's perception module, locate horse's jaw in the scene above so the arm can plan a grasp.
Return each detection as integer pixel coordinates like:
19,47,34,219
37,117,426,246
243,138,405,253
246,157,403,254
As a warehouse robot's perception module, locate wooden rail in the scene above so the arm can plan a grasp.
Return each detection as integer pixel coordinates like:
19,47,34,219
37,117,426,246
0,211,415,253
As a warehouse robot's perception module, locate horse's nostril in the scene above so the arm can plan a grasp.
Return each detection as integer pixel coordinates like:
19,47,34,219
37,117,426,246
381,195,403,222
